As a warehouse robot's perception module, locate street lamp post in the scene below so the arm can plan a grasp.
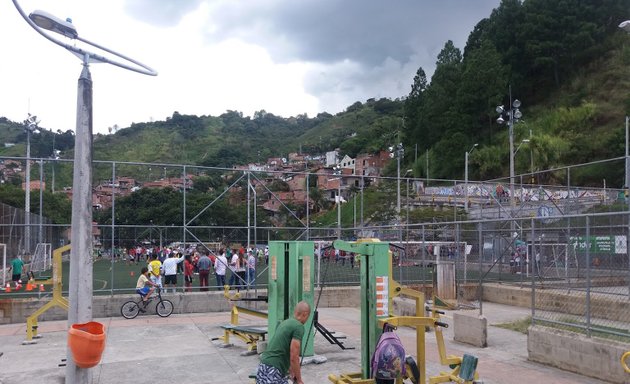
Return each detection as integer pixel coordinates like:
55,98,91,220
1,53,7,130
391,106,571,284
23,114,40,256
333,165,342,239
12,2,156,383
51,129,61,193
464,143,478,212
514,139,530,198
496,96,523,215
389,143,404,215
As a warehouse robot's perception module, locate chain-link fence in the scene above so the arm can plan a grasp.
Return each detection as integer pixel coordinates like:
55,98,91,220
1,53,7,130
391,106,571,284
0,201,55,260
2,157,630,341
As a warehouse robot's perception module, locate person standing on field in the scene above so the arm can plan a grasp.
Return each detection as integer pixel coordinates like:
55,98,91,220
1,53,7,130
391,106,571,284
162,251,185,293
247,249,256,286
214,249,228,290
183,254,194,292
9,255,25,288
197,252,212,292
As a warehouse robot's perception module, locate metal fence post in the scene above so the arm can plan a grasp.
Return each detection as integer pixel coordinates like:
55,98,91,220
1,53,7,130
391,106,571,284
110,162,116,295
531,217,535,325
586,215,591,338
478,222,483,316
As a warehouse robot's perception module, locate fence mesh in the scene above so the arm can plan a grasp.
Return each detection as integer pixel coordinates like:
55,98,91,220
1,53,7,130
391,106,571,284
1,157,630,341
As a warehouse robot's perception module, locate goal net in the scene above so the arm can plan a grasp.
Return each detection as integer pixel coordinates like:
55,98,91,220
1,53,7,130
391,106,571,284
29,243,52,274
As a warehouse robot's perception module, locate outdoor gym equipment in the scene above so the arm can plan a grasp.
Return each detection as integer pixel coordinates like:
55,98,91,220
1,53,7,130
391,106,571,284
23,244,70,344
327,238,480,384
214,285,269,355
267,241,316,357
216,241,320,359
212,303,269,355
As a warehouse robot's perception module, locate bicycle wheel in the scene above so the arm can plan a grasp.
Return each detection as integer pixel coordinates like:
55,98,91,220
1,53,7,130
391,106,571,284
121,301,140,319
156,299,173,317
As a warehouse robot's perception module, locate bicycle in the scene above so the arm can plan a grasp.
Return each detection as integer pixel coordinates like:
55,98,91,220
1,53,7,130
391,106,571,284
120,286,174,319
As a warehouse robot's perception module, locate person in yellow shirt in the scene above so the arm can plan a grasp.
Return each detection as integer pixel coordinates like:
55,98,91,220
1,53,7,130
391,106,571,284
148,254,162,288
135,267,158,309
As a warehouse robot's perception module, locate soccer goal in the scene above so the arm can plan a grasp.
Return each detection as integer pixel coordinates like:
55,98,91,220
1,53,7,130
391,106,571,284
539,243,578,280
29,243,52,276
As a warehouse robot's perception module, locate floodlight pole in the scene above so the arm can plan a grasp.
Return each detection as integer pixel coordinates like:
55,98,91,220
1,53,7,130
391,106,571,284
25,124,32,255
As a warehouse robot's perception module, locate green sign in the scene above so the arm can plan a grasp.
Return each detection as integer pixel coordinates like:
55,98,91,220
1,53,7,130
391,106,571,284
569,235,627,254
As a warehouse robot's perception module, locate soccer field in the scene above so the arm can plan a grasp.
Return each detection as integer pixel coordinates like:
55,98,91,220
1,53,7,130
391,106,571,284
3,256,526,298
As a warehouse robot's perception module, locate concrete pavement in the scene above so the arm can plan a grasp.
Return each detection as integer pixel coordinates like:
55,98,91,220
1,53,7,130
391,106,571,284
0,303,612,383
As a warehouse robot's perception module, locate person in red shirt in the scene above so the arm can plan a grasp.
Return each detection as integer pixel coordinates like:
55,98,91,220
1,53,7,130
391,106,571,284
184,254,194,292
128,247,136,265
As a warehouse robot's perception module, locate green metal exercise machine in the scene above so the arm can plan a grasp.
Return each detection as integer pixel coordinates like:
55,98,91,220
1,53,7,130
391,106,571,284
328,238,480,384
267,240,316,357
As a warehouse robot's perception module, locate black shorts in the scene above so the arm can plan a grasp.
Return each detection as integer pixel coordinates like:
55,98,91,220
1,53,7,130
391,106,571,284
164,275,177,285
12,274,21,282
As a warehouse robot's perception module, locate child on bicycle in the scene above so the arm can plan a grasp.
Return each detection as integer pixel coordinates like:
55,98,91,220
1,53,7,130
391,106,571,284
136,267,158,307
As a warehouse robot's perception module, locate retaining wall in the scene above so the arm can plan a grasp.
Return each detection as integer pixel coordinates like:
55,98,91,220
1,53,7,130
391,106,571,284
528,325,628,384
0,286,362,325
2,283,627,324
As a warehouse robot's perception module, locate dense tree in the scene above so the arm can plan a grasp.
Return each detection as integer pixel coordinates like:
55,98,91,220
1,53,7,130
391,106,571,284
404,67,428,153
192,175,223,192
0,184,71,224
456,39,508,143
421,41,464,146
520,0,598,91
431,132,468,179
482,0,527,92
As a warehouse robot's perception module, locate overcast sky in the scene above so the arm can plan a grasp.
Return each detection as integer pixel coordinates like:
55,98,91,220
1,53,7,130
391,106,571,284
1,0,500,135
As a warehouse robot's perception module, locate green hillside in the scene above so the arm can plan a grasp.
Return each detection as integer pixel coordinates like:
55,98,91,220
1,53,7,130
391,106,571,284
1,0,629,205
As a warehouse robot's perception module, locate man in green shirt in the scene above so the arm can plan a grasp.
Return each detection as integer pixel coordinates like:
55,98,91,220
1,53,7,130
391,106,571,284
257,301,311,384
9,255,25,288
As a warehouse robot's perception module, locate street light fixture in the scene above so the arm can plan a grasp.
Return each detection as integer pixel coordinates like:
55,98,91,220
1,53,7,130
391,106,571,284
12,2,156,382
464,143,478,212
514,139,530,156
620,20,630,33
496,96,523,213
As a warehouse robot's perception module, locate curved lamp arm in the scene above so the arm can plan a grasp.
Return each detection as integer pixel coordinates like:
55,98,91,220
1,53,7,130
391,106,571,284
12,0,157,76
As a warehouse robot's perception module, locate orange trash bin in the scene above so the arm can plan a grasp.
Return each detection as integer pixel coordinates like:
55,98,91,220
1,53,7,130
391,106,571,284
68,321,106,368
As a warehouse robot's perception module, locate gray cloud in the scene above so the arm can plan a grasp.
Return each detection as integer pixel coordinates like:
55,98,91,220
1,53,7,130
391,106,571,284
123,0,204,27
125,0,499,67
124,0,500,113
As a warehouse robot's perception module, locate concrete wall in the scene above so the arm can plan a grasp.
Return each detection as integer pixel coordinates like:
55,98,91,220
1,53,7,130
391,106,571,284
0,287,362,325
453,312,487,348
3,283,628,324
528,325,628,384
475,283,630,322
